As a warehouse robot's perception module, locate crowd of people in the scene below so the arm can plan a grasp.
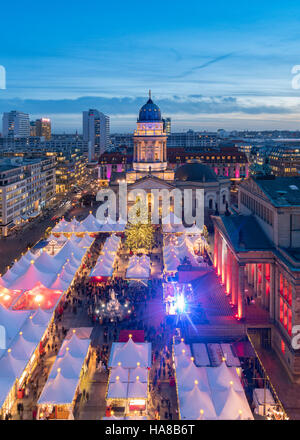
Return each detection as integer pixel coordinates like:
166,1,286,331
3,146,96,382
6,230,180,420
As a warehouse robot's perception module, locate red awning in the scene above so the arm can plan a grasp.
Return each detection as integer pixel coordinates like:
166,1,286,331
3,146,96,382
118,330,145,343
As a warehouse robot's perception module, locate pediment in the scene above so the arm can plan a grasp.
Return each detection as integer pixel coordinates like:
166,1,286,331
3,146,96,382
128,176,175,190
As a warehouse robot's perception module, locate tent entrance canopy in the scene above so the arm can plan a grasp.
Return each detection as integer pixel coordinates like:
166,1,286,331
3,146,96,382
128,399,146,412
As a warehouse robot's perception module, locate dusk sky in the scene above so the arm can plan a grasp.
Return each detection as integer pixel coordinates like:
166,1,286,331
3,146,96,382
2,0,300,132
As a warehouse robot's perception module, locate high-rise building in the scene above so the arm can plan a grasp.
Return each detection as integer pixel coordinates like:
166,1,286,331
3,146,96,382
35,117,51,140
2,111,30,138
30,121,36,137
163,117,171,134
83,109,110,159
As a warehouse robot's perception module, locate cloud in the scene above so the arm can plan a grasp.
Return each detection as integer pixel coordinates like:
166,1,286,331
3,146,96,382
172,52,237,79
0,95,293,117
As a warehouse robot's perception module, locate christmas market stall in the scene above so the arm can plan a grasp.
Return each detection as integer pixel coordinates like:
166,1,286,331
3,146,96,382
37,330,92,420
0,306,59,418
126,255,151,280
105,335,151,418
173,339,254,420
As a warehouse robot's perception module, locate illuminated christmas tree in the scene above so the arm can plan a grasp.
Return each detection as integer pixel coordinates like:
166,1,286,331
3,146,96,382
125,198,154,253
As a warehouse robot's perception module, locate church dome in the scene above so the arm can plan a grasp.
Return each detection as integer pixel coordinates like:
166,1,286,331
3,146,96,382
138,96,162,122
175,163,218,182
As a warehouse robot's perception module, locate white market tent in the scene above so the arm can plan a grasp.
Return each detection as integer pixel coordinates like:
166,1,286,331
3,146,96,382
212,386,253,420
206,361,244,392
90,235,120,278
108,338,152,369
184,224,203,235
127,379,147,399
38,333,91,406
34,251,64,273
0,234,92,415
163,235,203,273
8,259,30,277
52,218,70,233
176,360,210,393
58,333,91,358
50,275,71,292
179,382,217,420
52,213,126,235
38,373,80,405
174,341,192,357
107,378,128,399
80,213,102,233
106,337,151,415
78,235,94,249
126,255,151,280
54,240,85,264
0,306,58,411
7,262,56,290
162,213,186,234
128,366,148,383
174,346,254,420
99,218,126,233
110,365,129,383
0,305,30,346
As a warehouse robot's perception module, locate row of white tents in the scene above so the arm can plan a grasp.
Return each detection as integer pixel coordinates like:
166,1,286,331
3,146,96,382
89,234,121,279
162,213,203,235
52,213,126,234
174,341,253,420
0,235,94,292
163,235,206,273
104,337,152,417
37,331,91,416
0,236,94,415
126,255,151,280
0,306,57,412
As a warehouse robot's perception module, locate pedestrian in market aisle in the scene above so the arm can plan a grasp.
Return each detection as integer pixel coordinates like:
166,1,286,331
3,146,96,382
25,386,29,398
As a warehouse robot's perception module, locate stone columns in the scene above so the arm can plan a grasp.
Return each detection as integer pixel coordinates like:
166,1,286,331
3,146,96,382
238,264,246,319
226,248,231,295
221,240,226,284
231,256,238,306
253,263,257,296
248,263,254,286
275,267,280,322
261,264,266,308
269,263,275,320
214,229,218,269
217,235,222,278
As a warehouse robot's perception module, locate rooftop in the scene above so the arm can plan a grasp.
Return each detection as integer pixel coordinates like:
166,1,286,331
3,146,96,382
175,163,218,182
255,176,300,206
218,214,273,252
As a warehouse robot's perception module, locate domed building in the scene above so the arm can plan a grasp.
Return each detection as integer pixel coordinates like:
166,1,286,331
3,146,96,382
128,91,174,179
175,163,219,183
110,92,231,222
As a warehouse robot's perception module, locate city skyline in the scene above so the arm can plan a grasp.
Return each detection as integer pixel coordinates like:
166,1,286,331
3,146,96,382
2,0,300,132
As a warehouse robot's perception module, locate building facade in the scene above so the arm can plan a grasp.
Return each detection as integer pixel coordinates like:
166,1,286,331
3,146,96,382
0,157,56,236
35,118,51,140
2,111,30,138
105,94,230,225
83,109,110,159
212,175,300,381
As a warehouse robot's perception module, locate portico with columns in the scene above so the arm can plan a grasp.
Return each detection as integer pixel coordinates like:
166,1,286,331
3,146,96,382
212,213,300,381
212,215,278,320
